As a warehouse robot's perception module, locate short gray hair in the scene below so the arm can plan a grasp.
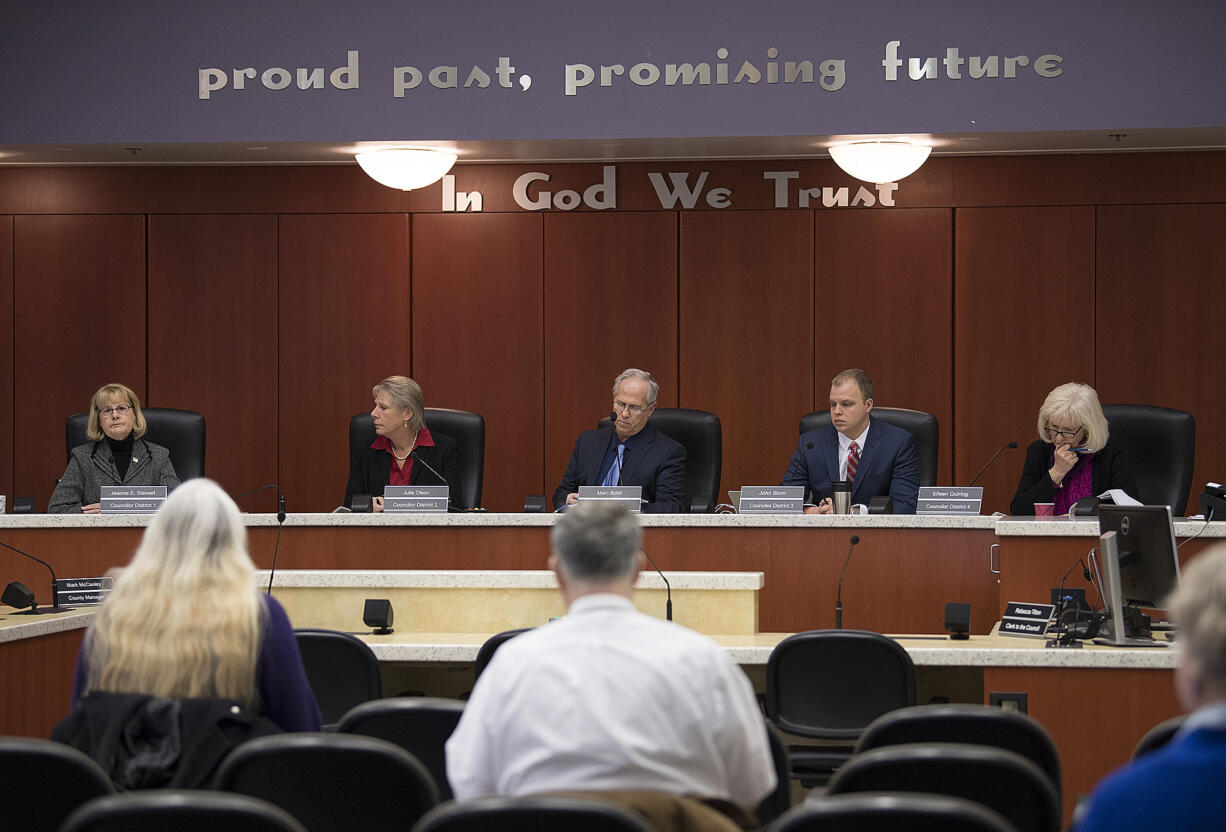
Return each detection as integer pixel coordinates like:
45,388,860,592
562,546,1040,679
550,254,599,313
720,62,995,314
551,501,642,584
1169,544,1226,692
1036,382,1109,453
612,368,659,407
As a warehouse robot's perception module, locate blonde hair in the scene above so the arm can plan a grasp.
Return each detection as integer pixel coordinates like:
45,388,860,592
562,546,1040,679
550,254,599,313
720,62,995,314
373,376,426,432
83,479,263,706
1036,382,1110,453
86,383,147,441
1169,544,1226,692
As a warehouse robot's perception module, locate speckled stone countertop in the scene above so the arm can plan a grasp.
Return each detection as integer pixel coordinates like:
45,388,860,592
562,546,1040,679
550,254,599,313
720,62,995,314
257,569,762,590
0,605,93,643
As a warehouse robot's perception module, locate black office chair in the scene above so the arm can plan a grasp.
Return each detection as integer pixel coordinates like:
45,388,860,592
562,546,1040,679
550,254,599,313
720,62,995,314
294,628,382,729
414,795,657,832
1132,713,1187,759
826,743,1060,832
1101,404,1195,515
778,792,1017,832
349,408,485,509
474,627,533,682
61,791,308,832
799,407,939,488
337,697,465,801
66,407,207,480
855,703,1061,800
757,720,794,826
0,736,115,830
214,733,439,831
597,407,722,513
765,630,916,783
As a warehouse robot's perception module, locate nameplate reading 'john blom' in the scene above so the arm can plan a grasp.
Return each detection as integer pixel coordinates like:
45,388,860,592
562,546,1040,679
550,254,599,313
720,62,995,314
383,485,449,514
999,600,1056,640
917,486,983,516
577,486,643,512
54,576,113,606
738,486,804,515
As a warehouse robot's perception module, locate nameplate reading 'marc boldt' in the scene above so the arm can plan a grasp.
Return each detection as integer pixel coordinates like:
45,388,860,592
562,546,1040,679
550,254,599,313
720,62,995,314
100,485,167,515
917,487,983,515
738,486,804,515
383,485,450,514
577,485,643,512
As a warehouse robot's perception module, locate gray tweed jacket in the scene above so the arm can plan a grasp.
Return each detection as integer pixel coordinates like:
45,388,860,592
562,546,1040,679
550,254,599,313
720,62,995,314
48,439,181,513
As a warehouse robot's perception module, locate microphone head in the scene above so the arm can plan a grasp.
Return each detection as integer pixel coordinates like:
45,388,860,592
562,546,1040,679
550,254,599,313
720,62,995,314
849,534,860,545
1007,441,1019,449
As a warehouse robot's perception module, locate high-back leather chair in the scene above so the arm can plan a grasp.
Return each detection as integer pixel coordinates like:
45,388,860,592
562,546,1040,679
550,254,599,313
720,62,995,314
597,408,722,513
349,408,485,509
67,407,206,480
1101,404,1195,515
800,407,939,488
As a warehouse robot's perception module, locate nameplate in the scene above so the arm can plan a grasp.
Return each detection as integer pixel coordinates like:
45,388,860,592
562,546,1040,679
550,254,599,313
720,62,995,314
999,600,1056,639
917,486,983,515
738,486,804,515
54,576,113,606
100,485,167,515
577,485,643,512
383,485,449,514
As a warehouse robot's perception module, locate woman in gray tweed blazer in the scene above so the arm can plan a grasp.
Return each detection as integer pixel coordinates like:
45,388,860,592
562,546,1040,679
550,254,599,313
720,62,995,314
48,383,180,514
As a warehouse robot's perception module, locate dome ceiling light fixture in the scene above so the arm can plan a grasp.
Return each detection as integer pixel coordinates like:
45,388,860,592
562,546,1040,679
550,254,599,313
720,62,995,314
827,138,932,184
355,146,458,190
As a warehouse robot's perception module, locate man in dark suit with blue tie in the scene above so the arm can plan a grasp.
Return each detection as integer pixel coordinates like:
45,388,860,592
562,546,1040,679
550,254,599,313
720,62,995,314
553,368,687,514
781,369,919,514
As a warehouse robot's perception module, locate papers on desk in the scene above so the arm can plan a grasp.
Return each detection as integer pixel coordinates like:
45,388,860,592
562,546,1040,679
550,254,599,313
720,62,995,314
1098,489,1141,506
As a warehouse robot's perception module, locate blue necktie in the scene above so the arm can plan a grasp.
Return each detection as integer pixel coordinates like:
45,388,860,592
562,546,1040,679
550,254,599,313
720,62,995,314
602,443,625,486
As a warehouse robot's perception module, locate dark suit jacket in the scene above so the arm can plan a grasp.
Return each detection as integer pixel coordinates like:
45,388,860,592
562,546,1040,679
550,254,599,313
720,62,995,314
344,431,465,508
781,417,920,514
1009,437,1139,515
553,425,687,514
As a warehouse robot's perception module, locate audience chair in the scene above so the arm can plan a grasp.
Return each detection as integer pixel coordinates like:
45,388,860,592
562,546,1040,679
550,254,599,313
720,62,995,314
1101,404,1195,515
757,721,793,826
854,703,1061,800
349,408,485,509
293,628,382,728
61,791,308,832
777,792,1018,832
598,408,722,513
799,407,939,488
214,733,439,831
0,736,114,830
474,627,533,682
337,697,465,800
414,795,657,832
765,630,916,783
1132,713,1187,759
67,407,206,480
826,742,1060,832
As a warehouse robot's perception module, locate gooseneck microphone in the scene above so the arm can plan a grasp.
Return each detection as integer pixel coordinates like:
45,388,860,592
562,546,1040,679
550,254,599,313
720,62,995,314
834,534,860,630
407,449,463,512
641,549,673,621
234,484,287,594
0,539,72,614
968,441,1019,487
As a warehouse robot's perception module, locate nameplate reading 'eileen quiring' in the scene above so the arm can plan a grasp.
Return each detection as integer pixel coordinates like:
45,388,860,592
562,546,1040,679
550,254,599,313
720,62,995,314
54,576,113,606
1000,600,1057,639
916,487,983,515
383,485,450,514
738,486,805,515
100,485,167,515
577,485,644,512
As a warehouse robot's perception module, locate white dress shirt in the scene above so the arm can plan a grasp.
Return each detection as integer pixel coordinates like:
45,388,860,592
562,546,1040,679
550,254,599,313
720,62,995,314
837,423,870,481
445,593,776,810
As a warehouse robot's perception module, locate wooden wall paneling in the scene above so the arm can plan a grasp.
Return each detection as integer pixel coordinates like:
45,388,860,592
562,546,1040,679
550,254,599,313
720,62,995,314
0,216,12,502
278,214,410,513
411,214,544,512
814,208,954,484
542,212,679,496
1095,205,1226,515
954,207,1095,513
13,216,146,511
147,215,278,501
679,211,814,498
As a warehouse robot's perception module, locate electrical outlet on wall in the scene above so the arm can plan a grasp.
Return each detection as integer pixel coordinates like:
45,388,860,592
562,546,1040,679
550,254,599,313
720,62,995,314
989,691,1028,714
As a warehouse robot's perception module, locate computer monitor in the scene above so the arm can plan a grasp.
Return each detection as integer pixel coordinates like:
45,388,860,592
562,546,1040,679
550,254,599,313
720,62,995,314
1095,506,1180,645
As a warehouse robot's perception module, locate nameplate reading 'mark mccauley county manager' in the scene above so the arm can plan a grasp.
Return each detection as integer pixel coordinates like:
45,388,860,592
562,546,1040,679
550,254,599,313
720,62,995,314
100,485,166,514
737,486,805,515
917,486,983,515
54,576,114,606
383,485,449,514
577,485,643,512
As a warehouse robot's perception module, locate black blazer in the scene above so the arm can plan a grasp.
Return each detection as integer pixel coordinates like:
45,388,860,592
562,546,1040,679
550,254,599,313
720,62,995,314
345,431,465,508
553,425,687,514
1010,437,1140,515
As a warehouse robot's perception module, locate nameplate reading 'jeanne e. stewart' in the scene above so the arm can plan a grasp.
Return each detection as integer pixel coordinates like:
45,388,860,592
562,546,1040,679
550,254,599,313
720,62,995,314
383,485,450,514
54,576,113,606
999,600,1057,639
917,487,983,515
577,485,643,512
737,486,804,515
100,485,167,514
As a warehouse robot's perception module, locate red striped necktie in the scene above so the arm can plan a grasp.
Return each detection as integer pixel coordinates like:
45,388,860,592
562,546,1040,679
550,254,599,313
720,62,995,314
847,441,860,484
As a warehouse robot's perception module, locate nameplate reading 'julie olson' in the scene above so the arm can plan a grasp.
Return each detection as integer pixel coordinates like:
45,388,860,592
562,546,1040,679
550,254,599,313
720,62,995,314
738,486,805,515
917,486,984,516
577,486,643,513
999,600,1056,639
383,485,450,514
100,485,167,515
53,576,113,606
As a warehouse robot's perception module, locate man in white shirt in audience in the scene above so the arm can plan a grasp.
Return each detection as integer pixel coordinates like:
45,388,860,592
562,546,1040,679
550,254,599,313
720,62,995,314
446,501,776,829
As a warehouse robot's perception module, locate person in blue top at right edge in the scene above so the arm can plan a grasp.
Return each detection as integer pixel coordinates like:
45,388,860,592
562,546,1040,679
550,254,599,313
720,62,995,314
1078,543,1226,831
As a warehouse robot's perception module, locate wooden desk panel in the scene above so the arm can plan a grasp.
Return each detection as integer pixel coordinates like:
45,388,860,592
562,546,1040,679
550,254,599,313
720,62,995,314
0,626,83,737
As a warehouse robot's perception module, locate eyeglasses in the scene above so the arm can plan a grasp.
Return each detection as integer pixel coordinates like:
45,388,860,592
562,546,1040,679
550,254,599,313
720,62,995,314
612,400,647,415
1045,424,1082,440
100,405,132,417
